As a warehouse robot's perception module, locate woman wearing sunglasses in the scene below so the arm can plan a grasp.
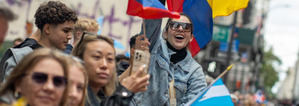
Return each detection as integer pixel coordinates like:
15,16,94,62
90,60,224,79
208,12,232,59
72,34,150,106
0,48,69,106
65,56,88,106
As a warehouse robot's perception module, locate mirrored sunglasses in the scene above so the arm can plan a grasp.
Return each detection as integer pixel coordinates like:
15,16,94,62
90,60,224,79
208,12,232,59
168,21,192,32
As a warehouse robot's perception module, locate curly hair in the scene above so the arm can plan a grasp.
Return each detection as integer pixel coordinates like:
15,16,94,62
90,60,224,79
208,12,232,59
34,1,78,30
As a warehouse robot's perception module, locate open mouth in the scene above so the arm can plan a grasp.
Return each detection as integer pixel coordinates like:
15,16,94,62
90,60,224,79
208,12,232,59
175,35,184,40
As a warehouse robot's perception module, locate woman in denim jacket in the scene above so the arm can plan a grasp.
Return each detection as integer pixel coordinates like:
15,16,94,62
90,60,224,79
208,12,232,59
130,13,207,106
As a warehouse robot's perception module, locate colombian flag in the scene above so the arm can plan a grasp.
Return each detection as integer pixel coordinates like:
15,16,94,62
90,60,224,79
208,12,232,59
126,0,180,19
167,0,249,56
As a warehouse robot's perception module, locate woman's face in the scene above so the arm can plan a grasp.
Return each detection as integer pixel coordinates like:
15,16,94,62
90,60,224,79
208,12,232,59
83,40,115,88
66,65,85,106
17,58,67,106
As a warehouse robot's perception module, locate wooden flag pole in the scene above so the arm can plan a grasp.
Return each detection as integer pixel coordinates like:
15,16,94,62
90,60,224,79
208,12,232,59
186,64,234,105
205,64,234,91
143,19,146,36
210,64,234,86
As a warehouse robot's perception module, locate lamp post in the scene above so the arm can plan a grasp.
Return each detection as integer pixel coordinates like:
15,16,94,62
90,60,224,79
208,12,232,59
224,11,238,84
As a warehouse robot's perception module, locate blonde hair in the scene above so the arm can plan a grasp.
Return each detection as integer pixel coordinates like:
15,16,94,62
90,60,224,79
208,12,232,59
0,48,70,106
74,18,99,33
72,35,118,96
65,57,88,106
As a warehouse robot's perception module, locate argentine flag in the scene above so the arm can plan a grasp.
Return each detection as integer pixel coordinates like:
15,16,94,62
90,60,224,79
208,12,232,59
185,78,234,106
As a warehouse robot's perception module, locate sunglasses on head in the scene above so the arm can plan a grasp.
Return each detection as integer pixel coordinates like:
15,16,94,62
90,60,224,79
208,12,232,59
31,72,67,88
168,21,192,32
77,31,99,47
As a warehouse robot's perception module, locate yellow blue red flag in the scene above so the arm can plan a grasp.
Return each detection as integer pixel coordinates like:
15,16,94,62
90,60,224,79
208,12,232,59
208,0,250,18
167,0,250,56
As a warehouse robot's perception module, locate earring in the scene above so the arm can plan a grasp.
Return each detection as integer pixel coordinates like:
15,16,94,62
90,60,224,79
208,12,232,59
14,91,20,99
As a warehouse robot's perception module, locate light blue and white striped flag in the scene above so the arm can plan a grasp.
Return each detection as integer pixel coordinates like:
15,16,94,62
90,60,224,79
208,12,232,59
185,78,234,106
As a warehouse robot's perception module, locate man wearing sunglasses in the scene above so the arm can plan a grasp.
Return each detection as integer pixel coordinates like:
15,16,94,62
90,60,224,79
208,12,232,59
130,13,207,106
0,1,77,83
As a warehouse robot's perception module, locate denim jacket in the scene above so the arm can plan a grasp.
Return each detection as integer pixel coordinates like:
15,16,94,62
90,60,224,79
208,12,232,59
131,19,207,106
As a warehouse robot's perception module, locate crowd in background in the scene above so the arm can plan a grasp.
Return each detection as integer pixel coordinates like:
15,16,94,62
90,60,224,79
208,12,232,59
0,0,220,106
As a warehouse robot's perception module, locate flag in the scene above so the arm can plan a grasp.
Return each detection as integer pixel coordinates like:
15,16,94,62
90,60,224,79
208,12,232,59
207,0,250,18
185,78,234,106
254,90,265,104
167,0,249,56
126,0,180,19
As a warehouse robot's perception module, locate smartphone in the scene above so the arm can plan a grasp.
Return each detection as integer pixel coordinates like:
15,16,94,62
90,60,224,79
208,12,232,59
130,49,150,77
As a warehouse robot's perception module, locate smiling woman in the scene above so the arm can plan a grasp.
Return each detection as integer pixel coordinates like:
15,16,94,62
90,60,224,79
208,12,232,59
0,48,69,106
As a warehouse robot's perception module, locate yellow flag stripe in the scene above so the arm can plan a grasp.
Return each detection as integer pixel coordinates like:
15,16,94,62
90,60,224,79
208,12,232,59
207,0,250,18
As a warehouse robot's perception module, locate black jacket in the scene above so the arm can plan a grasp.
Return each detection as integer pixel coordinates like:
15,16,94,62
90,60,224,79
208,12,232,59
85,84,134,106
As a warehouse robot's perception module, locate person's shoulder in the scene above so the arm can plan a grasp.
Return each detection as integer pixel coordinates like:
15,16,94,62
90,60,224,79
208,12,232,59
10,46,33,55
190,58,201,66
185,55,204,72
0,46,33,64
185,53,201,66
14,38,33,48
14,38,41,49
10,46,33,63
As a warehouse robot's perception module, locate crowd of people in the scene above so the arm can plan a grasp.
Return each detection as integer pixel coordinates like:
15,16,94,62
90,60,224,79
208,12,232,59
0,1,208,106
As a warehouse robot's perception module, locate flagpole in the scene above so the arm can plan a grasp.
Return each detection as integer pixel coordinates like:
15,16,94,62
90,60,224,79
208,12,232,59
143,19,146,36
197,64,234,98
208,64,234,90
195,64,234,98
212,64,234,84
186,64,234,106
225,12,238,85
202,64,234,94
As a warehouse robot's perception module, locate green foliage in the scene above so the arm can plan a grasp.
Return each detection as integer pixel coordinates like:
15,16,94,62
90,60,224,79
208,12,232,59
263,47,282,65
260,47,280,98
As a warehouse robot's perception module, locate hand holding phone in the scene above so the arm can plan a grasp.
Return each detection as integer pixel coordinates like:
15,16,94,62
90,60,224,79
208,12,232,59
130,35,150,77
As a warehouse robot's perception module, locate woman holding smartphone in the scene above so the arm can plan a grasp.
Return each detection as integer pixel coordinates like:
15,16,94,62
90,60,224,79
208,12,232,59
72,33,150,106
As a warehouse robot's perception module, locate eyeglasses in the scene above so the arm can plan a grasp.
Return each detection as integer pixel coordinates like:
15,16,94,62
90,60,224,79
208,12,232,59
168,21,192,32
76,31,98,47
31,72,67,88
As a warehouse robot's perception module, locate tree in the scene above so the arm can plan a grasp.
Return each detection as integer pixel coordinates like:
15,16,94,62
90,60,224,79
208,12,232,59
260,47,281,99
